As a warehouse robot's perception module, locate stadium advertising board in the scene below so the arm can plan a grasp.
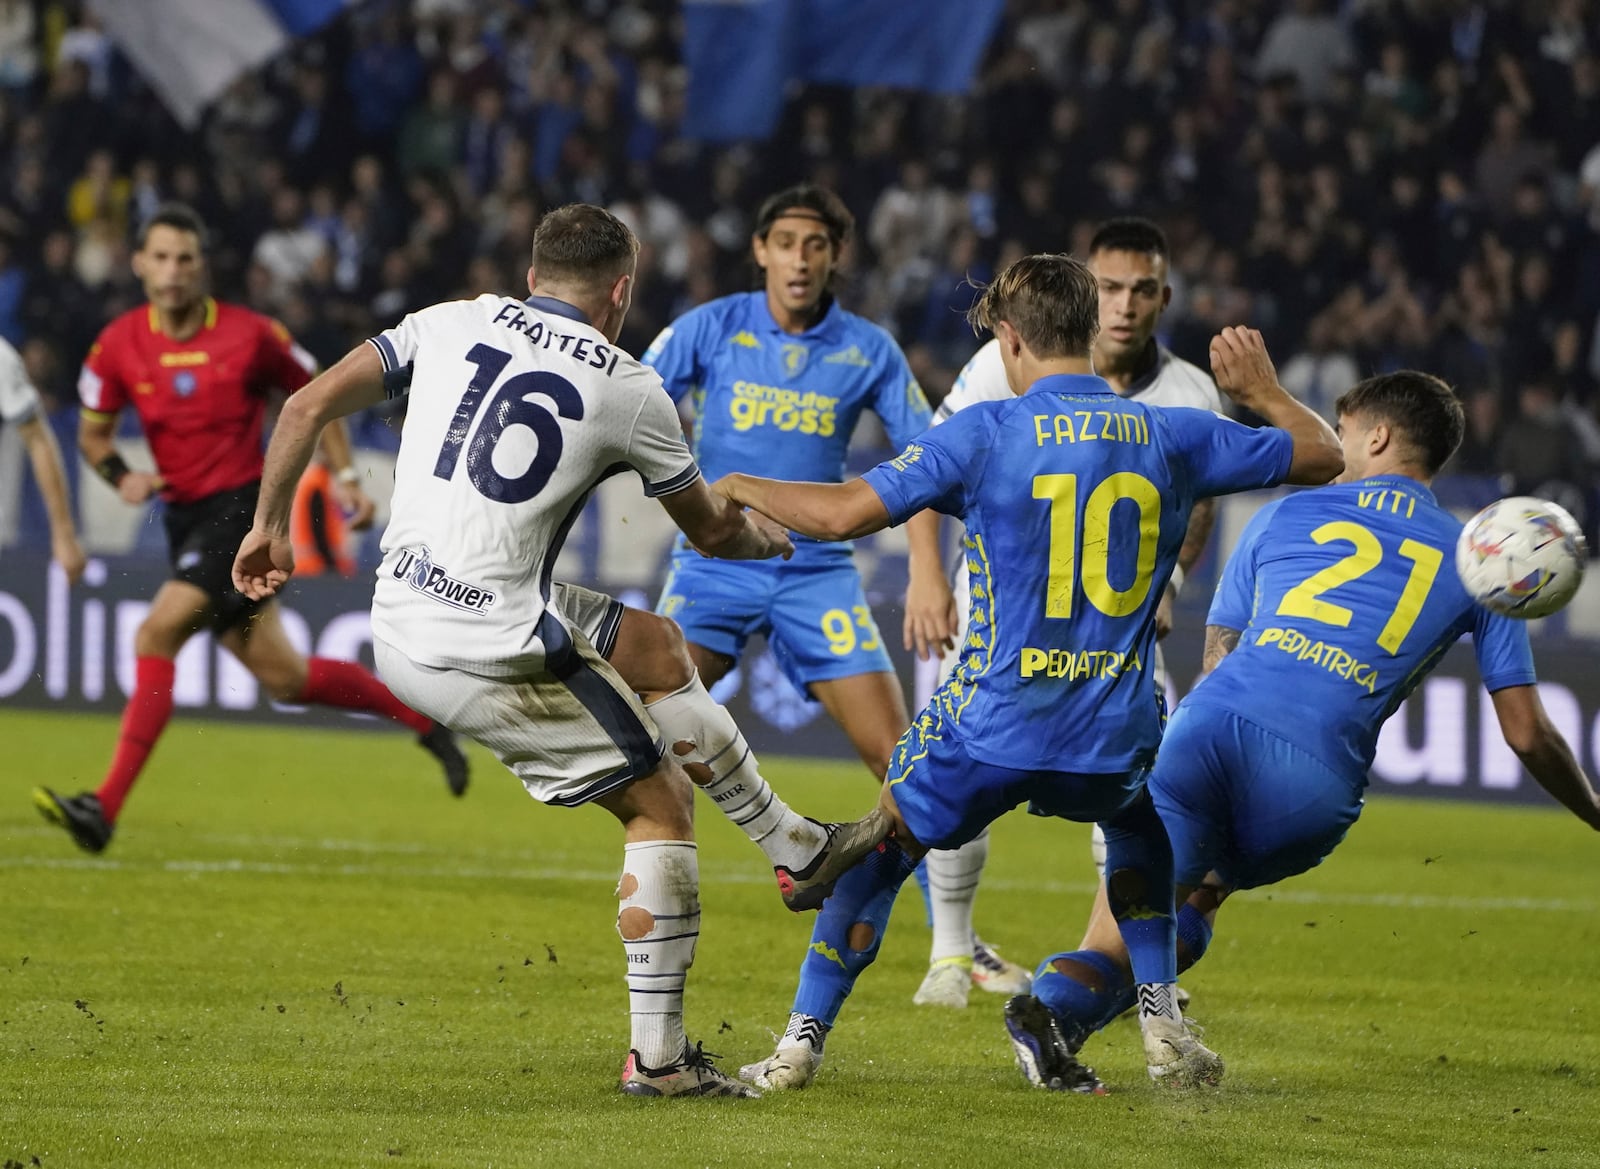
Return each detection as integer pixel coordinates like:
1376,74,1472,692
1,552,1595,808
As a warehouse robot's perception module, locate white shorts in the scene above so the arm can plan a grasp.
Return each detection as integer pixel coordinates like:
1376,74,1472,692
375,616,664,808
550,581,625,658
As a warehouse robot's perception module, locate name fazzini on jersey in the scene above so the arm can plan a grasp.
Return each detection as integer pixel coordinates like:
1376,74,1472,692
366,294,700,678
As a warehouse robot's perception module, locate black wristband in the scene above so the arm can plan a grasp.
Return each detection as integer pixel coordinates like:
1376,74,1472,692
95,453,132,488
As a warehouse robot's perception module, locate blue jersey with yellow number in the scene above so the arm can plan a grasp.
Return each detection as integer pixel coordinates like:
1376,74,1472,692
1191,476,1537,779
642,292,931,566
861,372,1293,772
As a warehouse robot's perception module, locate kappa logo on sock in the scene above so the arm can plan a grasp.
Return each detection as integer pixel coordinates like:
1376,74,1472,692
392,546,497,614
808,941,847,969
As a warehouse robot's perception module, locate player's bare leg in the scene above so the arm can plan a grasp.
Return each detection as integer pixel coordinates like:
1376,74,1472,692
596,756,756,1098
654,630,885,908
220,602,469,795
34,580,212,851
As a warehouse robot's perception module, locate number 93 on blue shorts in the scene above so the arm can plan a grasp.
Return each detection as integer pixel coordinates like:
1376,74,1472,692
656,557,894,695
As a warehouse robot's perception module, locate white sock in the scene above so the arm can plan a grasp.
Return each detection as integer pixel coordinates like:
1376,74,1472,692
645,678,826,871
617,840,699,1068
781,1011,829,1057
1137,982,1182,1026
925,827,989,963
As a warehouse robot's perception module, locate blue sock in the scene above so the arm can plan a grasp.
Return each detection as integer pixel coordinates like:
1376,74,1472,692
1100,794,1177,987
1033,949,1132,1046
912,857,932,927
792,841,920,1026
1176,902,1212,970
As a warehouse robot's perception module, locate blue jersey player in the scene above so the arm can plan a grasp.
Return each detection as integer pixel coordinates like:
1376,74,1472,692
713,256,1344,1093
643,186,955,783
1014,370,1600,1089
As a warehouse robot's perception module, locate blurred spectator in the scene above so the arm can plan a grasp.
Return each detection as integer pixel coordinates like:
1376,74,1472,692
66,149,130,236
1448,389,1504,478
1497,377,1596,528
1279,314,1360,421
398,70,463,177
0,0,1593,561
1255,0,1353,102
252,187,327,305
0,230,24,345
0,0,38,100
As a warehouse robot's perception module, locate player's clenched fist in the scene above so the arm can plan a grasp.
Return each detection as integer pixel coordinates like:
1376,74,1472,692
1208,326,1279,407
232,528,296,600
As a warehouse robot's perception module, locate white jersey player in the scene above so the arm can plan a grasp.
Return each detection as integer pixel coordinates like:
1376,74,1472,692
233,204,885,1099
0,336,86,583
911,218,1220,1008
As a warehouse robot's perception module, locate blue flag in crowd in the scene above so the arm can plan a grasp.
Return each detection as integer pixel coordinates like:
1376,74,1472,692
683,0,1007,142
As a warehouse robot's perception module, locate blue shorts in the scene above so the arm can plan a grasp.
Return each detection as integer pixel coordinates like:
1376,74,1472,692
657,557,893,694
1150,702,1365,891
887,715,1150,851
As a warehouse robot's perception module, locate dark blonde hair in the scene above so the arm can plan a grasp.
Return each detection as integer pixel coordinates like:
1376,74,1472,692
531,204,639,285
967,253,1099,358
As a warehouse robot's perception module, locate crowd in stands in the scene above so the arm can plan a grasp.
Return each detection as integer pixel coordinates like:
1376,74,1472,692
1,0,1598,539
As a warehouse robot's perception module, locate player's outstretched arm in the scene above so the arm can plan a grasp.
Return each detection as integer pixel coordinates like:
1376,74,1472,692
714,474,891,542
658,478,795,562
1209,326,1343,485
18,416,86,584
234,345,385,600
1490,685,1600,830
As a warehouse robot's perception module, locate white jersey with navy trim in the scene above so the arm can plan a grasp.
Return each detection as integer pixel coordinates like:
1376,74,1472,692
368,293,699,677
941,337,1223,419
0,337,41,426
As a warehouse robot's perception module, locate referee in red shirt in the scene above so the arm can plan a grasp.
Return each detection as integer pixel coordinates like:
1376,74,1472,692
34,204,468,853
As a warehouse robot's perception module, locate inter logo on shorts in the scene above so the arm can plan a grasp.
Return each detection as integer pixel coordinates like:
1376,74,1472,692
393,546,497,614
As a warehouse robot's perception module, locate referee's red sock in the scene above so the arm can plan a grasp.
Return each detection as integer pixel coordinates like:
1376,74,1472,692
298,657,433,735
96,656,177,822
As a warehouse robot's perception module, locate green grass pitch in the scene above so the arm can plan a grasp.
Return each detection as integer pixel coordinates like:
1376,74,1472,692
3,708,1598,1168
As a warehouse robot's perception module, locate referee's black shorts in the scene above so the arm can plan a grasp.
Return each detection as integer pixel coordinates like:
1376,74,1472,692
162,481,268,633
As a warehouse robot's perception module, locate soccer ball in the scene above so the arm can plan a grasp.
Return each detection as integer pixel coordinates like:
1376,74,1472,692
1455,497,1589,619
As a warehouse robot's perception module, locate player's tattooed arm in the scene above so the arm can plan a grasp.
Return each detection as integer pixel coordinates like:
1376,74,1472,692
235,345,384,599
1201,624,1241,675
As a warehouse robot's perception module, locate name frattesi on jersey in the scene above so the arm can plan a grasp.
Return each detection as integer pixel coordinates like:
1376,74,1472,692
491,303,623,375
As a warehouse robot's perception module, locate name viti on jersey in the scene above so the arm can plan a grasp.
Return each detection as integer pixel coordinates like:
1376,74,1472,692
392,547,497,614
